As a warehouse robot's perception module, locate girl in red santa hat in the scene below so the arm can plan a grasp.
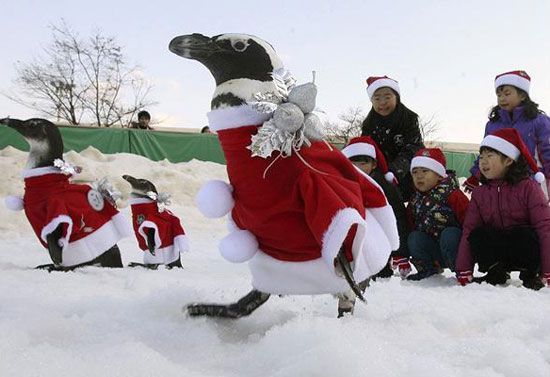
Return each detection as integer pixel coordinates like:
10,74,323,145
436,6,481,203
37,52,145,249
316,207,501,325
407,148,470,281
456,128,550,290
361,75,425,201
342,136,411,279
464,70,550,200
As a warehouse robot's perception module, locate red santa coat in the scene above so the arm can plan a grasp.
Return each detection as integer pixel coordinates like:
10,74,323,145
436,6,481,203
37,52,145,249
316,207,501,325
207,105,399,295
21,167,132,267
128,198,189,264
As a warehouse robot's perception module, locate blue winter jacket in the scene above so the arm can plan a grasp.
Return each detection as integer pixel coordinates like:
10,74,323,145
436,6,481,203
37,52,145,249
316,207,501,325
470,106,550,178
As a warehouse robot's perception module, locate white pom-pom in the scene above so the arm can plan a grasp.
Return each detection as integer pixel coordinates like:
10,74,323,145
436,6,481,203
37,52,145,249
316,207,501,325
219,230,259,263
195,180,234,218
4,195,24,211
384,172,395,183
534,172,545,184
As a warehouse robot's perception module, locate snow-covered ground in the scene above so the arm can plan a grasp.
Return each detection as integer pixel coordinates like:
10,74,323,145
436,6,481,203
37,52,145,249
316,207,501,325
1,146,549,377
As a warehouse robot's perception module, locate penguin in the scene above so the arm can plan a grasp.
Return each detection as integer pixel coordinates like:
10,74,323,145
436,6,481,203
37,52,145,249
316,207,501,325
1,117,131,271
123,175,189,269
169,34,399,318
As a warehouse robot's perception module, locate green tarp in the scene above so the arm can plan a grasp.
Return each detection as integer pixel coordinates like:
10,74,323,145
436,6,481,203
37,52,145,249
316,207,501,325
0,125,477,175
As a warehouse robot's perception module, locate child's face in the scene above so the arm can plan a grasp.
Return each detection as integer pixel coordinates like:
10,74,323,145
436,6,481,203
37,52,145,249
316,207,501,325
412,167,443,192
479,149,513,180
351,160,377,175
496,85,526,112
138,116,151,127
371,87,397,117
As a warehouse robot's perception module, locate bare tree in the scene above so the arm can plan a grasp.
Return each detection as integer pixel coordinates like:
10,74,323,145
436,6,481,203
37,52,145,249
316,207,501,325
418,114,440,142
324,106,365,144
4,20,155,127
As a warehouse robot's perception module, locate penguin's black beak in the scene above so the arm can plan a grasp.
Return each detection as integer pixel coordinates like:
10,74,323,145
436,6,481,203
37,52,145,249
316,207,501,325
169,33,219,60
122,175,137,185
1,118,25,134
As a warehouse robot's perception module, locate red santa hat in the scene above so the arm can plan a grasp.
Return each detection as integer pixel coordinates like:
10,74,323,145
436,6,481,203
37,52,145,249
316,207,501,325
341,136,395,182
366,75,400,99
410,148,447,178
481,128,545,183
494,70,530,94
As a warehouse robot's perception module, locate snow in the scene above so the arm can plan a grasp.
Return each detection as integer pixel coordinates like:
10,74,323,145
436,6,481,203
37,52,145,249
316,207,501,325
1,146,549,377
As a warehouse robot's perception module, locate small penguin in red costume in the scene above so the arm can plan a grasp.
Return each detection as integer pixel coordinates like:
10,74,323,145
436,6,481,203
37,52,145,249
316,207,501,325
169,33,399,318
2,118,132,270
123,175,189,269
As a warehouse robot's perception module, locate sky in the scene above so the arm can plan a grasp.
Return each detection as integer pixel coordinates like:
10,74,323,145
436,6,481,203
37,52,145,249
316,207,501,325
1,0,549,143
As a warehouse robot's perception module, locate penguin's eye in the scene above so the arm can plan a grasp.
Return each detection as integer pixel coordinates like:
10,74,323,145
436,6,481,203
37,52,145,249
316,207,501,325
231,40,249,52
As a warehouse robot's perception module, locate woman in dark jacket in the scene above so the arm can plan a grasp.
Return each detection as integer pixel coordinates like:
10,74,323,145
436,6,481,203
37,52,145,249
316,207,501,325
362,75,424,200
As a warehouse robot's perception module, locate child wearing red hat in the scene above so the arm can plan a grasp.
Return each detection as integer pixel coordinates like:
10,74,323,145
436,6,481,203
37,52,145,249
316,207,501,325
406,148,470,280
342,136,411,278
361,75,425,201
464,70,550,199
456,128,550,290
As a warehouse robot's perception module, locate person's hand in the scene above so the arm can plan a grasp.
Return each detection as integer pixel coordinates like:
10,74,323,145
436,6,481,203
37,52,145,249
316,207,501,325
541,272,550,287
456,270,473,286
463,175,479,193
391,256,411,277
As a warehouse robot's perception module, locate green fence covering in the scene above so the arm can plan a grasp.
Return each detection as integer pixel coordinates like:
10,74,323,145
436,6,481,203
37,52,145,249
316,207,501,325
0,124,477,175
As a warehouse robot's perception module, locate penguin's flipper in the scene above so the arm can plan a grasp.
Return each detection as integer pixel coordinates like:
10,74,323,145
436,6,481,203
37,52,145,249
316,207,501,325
45,224,64,265
336,248,366,303
146,228,156,256
186,289,270,319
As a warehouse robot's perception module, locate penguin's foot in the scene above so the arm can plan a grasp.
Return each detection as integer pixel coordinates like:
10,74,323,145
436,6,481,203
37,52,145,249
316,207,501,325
187,289,270,319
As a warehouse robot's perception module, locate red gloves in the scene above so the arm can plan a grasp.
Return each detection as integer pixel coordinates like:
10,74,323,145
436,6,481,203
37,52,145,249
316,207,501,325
463,175,480,193
542,272,550,287
391,256,411,277
456,270,473,286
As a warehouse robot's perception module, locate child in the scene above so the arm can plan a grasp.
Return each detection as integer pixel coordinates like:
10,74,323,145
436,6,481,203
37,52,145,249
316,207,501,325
407,148,469,280
456,128,550,290
361,75,425,200
342,136,411,278
464,70,550,197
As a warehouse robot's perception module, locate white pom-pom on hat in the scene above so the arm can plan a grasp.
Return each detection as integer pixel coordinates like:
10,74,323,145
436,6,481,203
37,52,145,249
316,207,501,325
4,195,24,211
195,180,235,218
384,172,395,183
534,172,545,184
219,229,259,263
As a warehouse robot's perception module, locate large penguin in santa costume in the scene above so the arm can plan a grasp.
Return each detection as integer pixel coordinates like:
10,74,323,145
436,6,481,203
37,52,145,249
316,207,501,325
1,118,132,270
169,33,399,318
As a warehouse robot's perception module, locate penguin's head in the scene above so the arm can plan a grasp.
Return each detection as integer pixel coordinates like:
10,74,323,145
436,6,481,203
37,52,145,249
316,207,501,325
169,33,285,109
122,175,158,196
1,117,64,168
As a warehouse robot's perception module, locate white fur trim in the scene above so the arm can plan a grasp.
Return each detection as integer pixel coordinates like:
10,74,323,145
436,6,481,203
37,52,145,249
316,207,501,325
384,172,395,183
40,215,73,249
535,172,545,184
173,234,190,253
495,74,530,94
195,180,235,218
341,143,376,159
21,166,62,179
320,207,367,273
128,197,155,205
352,208,392,281
410,156,447,177
481,135,521,160
4,195,24,211
219,229,259,263
48,212,131,267
367,78,400,99
138,221,162,251
367,206,399,251
207,105,271,132
249,251,350,295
